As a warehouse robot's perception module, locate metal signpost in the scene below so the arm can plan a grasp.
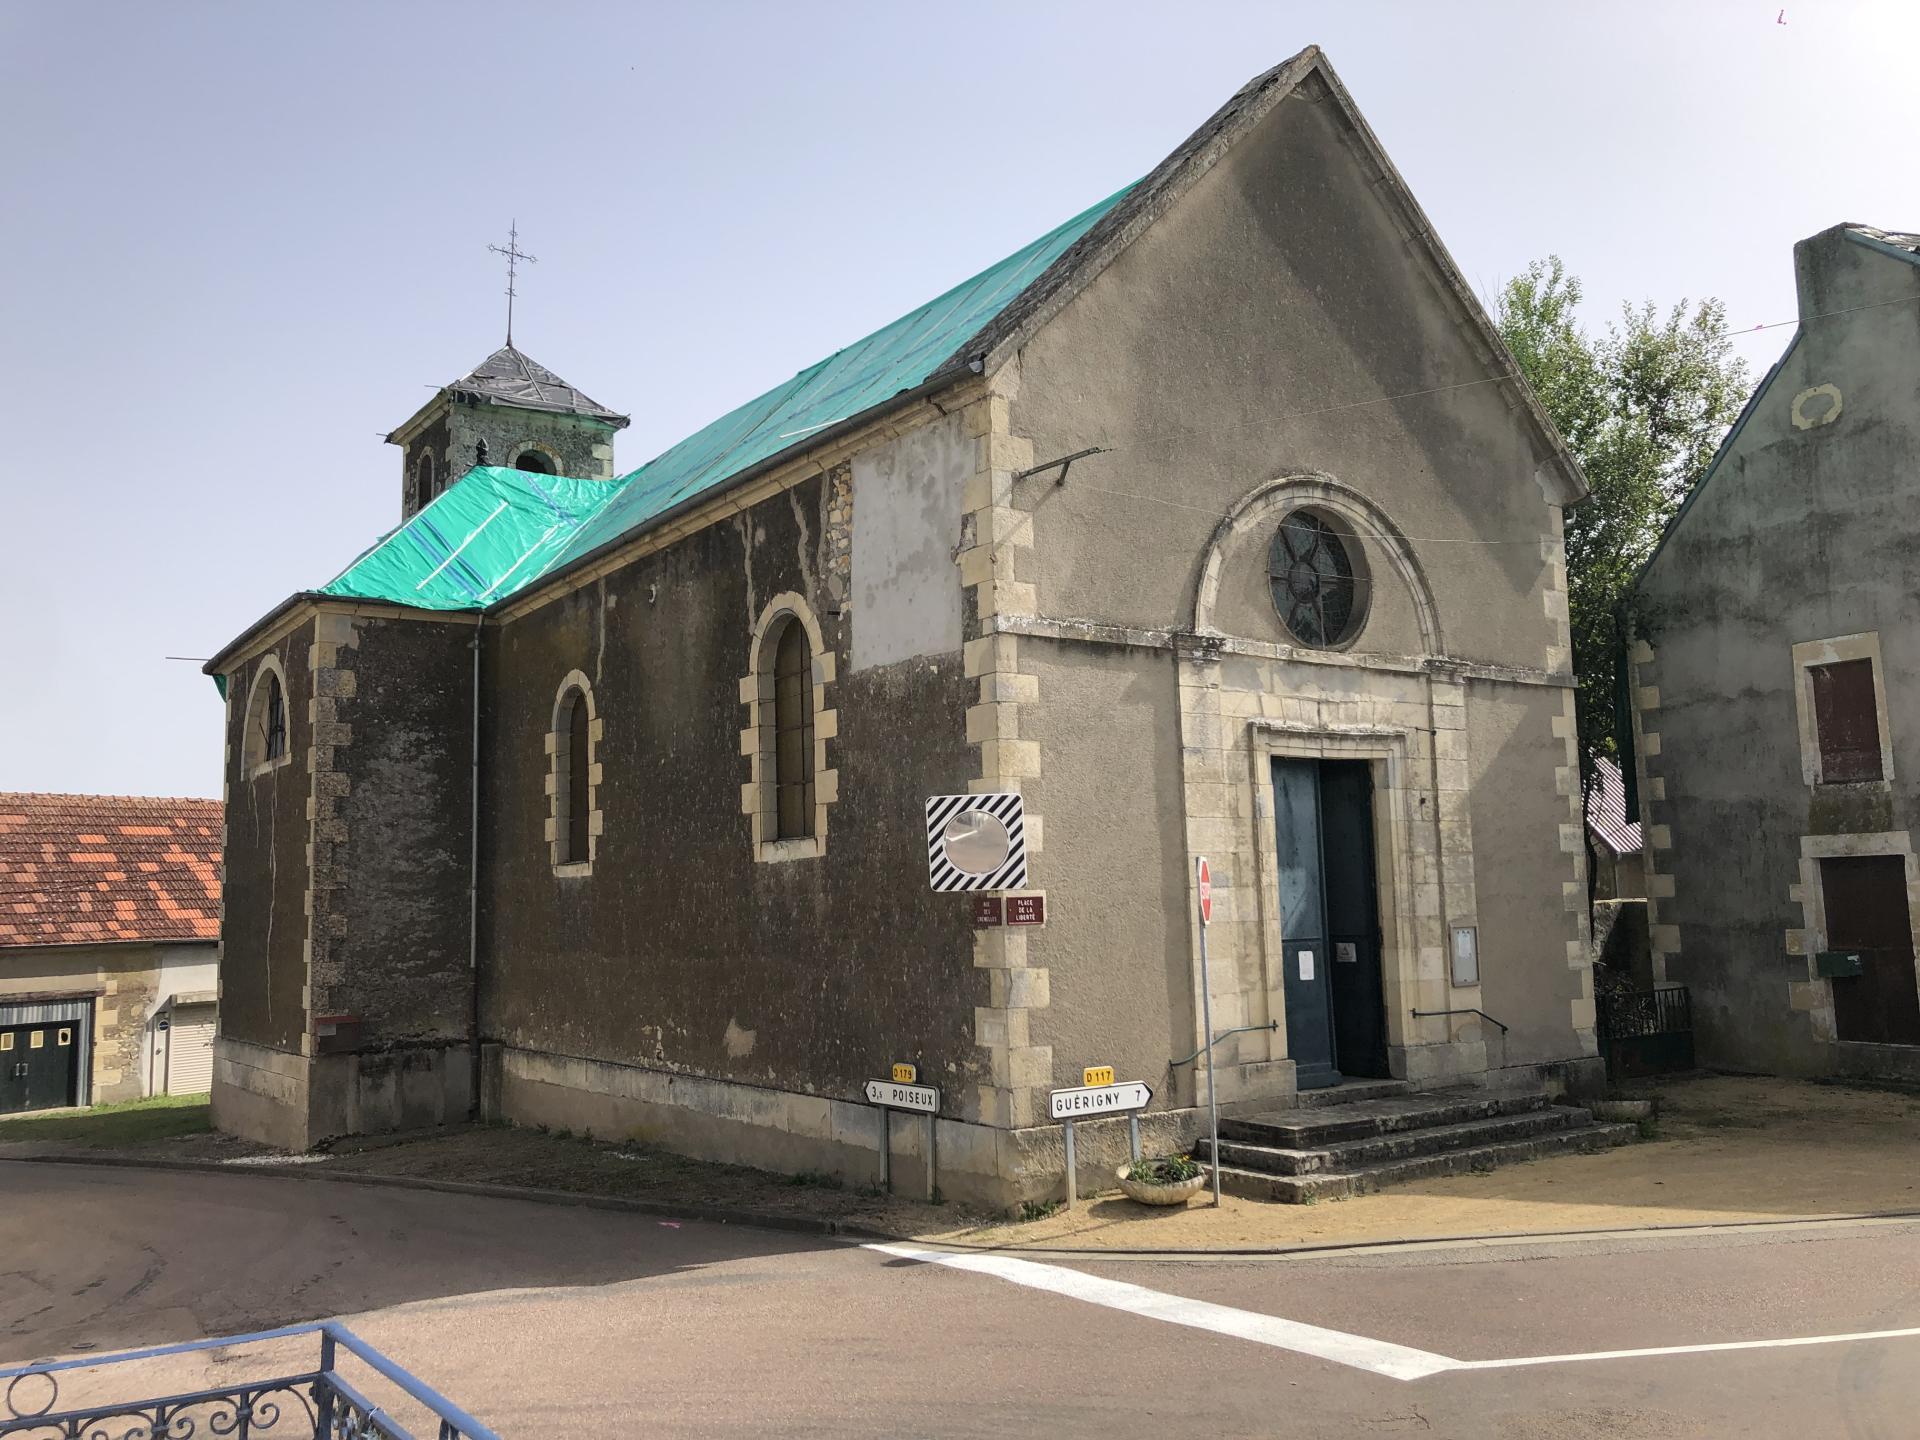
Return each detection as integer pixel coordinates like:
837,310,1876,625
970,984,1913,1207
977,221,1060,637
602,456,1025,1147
1196,854,1222,1206
864,1075,939,1197
1048,1076,1153,1208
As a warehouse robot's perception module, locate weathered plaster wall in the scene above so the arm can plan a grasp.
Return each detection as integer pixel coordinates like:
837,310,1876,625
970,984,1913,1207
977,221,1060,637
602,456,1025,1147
0,942,174,1102
330,614,475,1042
1006,70,1565,674
218,628,313,1055
850,410,970,672
1468,681,1593,1067
989,67,1589,1102
479,462,986,1129
1633,228,1920,1076
1017,642,1193,1104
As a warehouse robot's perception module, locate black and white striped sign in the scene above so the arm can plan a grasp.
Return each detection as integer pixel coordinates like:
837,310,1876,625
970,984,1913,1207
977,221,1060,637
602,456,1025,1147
925,792,1028,892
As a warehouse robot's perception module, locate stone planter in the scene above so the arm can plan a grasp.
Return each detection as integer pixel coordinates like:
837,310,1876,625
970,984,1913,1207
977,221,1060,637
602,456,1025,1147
1116,1163,1208,1207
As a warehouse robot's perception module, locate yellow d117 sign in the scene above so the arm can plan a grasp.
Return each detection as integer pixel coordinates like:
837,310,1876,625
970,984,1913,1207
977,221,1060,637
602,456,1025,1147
1082,1065,1115,1087
892,1063,918,1084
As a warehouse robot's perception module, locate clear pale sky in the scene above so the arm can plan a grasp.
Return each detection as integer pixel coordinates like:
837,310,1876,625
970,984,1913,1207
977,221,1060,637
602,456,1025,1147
1,1,1913,799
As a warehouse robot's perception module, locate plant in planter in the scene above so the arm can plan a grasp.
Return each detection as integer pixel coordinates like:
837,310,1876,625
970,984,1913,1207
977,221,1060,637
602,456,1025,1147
1116,1152,1208,1206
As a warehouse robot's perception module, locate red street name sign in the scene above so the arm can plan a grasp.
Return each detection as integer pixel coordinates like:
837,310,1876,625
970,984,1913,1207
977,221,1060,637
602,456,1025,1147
972,895,1005,927
1197,857,1213,927
1006,894,1046,926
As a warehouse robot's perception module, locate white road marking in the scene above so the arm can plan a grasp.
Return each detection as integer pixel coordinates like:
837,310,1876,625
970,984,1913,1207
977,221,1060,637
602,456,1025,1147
865,1244,1455,1380
1454,1326,1920,1371
869,1243,1920,1382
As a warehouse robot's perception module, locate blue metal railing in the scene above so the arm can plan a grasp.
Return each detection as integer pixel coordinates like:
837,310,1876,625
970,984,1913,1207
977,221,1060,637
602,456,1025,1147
0,1320,499,1439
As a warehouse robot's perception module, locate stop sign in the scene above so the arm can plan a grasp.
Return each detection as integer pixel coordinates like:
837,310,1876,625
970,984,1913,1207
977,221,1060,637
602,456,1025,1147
1197,856,1212,927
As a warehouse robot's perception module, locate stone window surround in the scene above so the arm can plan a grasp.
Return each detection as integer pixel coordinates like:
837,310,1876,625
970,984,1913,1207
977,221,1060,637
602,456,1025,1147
1240,716,1486,1077
510,441,562,475
1790,632,1895,788
1786,830,1920,1044
241,652,293,781
544,670,603,877
739,593,838,864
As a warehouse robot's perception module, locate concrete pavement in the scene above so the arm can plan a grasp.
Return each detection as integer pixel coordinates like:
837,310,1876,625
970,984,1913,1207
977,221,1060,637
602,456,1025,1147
5,1161,1919,1437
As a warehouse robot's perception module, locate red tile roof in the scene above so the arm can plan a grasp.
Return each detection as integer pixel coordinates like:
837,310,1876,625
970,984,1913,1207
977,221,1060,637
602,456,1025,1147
0,793,222,948
1587,758,1643,857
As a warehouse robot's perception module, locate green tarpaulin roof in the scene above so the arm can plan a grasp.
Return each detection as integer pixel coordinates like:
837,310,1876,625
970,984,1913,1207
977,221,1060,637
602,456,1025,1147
320,184,1133,613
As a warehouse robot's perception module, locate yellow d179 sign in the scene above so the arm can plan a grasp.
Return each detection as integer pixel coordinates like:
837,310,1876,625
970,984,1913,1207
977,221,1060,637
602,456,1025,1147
1083,1065,1115,1087
892,1063,918,1084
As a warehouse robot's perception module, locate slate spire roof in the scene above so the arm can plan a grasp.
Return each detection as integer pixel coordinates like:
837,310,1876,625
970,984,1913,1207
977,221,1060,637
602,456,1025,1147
0,794,223,948
445,344,629,427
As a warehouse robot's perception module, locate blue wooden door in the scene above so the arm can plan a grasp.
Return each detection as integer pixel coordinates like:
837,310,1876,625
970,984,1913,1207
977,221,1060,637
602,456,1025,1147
1272,758,1339,1088
1272,757,1389,1088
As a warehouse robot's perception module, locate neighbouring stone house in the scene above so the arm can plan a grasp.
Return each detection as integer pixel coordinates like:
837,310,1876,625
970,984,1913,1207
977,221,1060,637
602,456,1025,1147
0,794,222,1111
1628,222,1920,1082
207,47,1605,1205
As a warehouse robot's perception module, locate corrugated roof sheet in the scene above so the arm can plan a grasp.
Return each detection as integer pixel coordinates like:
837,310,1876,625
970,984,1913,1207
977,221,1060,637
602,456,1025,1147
316,184,1132,613
0,794,222,948
1588,757,1642,856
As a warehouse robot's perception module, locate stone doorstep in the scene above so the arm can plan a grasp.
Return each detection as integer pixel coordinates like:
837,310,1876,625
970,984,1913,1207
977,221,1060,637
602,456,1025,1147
1284,1079,1413,1110
1220,1089,1550,1149
1209,1121,1640,1204
1197,1104,1594,1177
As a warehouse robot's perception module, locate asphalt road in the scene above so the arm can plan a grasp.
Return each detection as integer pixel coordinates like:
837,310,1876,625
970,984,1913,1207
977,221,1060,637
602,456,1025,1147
4,1161,1919,1438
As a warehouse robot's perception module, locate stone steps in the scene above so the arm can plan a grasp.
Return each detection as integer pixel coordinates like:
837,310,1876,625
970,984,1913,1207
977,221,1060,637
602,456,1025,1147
1201,1104,1594,1177
1288,1078,1412,1109
1218,1088,1550,1149
1195,1086,1638,1203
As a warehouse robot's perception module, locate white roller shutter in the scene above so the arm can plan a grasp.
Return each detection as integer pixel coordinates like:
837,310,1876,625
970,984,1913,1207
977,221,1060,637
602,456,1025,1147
165,1004,216,1095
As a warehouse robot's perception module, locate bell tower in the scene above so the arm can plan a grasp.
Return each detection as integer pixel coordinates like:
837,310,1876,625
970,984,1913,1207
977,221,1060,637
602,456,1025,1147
385,225,628,519
385,347,629,518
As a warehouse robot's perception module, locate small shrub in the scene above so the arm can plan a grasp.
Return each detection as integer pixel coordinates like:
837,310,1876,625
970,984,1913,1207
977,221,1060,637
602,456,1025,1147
1126,1154,1201,1186
1017,1198,1061,1222
1636,1117,1660,1142
787,1169,844,1190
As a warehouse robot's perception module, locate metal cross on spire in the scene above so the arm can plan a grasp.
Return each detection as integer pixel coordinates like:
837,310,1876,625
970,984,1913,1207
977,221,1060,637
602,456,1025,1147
487,221,538,347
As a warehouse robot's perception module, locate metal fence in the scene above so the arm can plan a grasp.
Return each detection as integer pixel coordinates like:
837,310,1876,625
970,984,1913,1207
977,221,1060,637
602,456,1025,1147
0,1321,500,1439
1597,984,1695,1078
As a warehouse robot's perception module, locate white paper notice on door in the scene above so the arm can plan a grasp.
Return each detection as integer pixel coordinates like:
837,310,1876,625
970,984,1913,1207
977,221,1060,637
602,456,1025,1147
1298,949,1315,981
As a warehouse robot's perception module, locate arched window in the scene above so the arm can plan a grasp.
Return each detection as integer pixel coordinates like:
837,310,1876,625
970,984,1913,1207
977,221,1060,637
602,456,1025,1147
512,449,556,475
547,672,600,874
740,596,837,863
242,656,291,777
1268,508,1370,649
772,619,815,840
415,451,438,507
562,687,590,861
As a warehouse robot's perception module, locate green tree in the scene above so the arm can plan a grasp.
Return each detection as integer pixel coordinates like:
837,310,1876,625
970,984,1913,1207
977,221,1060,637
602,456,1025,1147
1496,257,1751,788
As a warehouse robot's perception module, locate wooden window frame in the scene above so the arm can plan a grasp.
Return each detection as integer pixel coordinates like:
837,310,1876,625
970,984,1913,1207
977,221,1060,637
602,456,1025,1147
1792,633,1895,788
740,595,838,864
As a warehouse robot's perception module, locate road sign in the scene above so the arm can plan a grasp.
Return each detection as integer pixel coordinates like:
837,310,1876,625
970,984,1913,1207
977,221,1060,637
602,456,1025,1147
1197,856,1213,926
1083,1065,1114,1087
1049,1081,1153,1121
926,792,1028,892
1006,893,1046,926
865,1079,940,1114
891,1062,918,1084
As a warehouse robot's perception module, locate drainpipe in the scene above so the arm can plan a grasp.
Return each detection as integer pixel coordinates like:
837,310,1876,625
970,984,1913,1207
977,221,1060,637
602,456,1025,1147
468,629,483,1120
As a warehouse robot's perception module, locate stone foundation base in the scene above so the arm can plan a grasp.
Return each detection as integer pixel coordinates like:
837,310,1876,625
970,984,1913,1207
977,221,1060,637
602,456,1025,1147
484,1044,1205,1209
212,1035,473,1151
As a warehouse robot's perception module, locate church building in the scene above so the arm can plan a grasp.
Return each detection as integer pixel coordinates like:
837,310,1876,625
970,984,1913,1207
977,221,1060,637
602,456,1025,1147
207,47,1604,1205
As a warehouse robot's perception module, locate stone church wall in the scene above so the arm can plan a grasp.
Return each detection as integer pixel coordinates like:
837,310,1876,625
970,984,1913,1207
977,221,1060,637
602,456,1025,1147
218,623,314,1056
477,465,985,1144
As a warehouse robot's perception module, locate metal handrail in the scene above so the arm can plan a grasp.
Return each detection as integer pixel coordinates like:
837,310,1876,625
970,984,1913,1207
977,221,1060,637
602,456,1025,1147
1410,1006,1510,1035
1170,1019,1279,1067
